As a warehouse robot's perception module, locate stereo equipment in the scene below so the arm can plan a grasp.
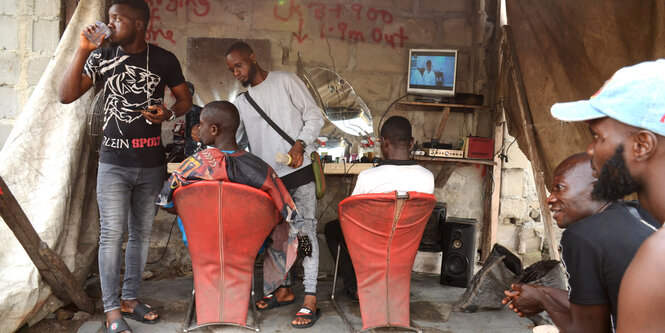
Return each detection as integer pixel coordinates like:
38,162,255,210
418,202,447,252
463,137,494,160
426,148,464,159
440,217,477,288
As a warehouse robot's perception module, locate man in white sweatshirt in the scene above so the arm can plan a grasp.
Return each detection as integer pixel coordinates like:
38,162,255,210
226,41,325,329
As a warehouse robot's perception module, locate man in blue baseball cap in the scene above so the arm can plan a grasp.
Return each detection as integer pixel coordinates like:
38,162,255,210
550,59,665,332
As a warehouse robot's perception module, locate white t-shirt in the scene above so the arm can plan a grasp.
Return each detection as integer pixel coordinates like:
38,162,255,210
351,161,434,196
422,69,436,85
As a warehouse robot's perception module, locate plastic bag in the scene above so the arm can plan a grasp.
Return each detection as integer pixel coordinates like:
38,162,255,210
454,244,522,312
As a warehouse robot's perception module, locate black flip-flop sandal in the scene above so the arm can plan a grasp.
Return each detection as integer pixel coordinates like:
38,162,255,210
256,293,295,311
105,317,132,333
292,307,321,329
121,303,160,324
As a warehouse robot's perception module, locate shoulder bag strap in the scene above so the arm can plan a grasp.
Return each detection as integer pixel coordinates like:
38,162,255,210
242,91,296,146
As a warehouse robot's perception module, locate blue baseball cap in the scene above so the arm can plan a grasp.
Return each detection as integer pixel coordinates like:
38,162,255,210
550,59,665,136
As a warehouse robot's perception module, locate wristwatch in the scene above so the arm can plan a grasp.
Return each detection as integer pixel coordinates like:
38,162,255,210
296,139,307,150
167,108,176,121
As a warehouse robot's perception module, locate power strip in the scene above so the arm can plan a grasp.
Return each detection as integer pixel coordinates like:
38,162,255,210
426,148,465,158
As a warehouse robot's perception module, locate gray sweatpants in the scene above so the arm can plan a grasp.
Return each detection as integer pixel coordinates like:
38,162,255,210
285,181,319,294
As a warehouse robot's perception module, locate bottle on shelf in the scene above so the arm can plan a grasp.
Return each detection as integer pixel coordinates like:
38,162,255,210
316,136,328,158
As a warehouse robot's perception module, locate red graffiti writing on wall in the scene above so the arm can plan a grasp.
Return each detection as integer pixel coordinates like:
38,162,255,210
274,0,409,48
164,0,210,16
144,0,210,45
146,7,175,44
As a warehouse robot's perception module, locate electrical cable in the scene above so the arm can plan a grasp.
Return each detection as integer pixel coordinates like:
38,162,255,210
147,215,178,265
378,94,409,133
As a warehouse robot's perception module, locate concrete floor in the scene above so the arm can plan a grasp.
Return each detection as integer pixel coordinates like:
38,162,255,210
20,271,533,333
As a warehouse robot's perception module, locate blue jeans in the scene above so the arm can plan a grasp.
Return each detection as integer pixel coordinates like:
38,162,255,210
97,162,165,312
284,182,319,294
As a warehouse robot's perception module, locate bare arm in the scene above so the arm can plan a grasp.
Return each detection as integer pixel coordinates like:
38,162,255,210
617,230,665,333
504,284,611,333
58,25,100,103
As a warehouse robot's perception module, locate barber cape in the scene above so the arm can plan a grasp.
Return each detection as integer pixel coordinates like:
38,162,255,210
157,148,304,294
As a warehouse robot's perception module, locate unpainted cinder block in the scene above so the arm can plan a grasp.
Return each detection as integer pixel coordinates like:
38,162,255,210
0,52,21,85
442,18,472,47
0,16,19,51
32,19,60,52
421,0,472,14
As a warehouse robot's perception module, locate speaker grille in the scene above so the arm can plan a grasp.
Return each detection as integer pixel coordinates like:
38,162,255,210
440,217,477,288
444,252,468,275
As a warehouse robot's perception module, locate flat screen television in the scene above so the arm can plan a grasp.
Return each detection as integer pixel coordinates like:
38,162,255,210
407,49,457,98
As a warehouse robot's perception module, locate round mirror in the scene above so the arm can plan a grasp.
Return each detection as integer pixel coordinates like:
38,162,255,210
301,67,374,137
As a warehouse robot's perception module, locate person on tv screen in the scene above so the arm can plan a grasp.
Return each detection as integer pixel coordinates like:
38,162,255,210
422,59,436,86
410,66,423,85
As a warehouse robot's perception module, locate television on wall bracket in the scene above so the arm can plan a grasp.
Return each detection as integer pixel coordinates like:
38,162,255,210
407,49,458,102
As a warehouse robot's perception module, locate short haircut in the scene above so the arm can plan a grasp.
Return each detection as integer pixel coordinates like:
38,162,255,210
202,101,240,132
426,60,432,66
381,116,412,147
113,0,150,24
225,41,254,57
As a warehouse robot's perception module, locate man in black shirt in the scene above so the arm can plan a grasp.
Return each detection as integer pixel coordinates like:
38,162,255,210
501,153,657,332
58,1,191,331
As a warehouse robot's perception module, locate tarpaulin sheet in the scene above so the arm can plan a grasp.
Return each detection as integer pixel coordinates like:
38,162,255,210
0,1,104,331
504,0,665,186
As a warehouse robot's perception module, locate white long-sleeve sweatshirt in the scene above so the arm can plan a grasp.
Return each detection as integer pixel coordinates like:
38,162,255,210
234,71,325,177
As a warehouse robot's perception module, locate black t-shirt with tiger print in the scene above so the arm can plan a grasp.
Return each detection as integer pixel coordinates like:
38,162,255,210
84,44,185,167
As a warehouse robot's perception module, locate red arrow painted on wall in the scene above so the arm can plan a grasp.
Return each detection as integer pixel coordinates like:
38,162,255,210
293,18,308,43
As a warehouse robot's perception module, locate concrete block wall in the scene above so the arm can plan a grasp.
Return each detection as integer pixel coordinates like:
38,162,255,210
496,127,563,266
0,0,61,149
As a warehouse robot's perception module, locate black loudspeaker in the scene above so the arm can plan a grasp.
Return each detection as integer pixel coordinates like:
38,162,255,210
418,202,447,251
440,217,477,288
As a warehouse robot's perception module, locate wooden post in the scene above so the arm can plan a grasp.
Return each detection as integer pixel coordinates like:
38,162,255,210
502,26,560,261
434,106,452,141
434,162,458,188
0,176,94,313
481,114,505,261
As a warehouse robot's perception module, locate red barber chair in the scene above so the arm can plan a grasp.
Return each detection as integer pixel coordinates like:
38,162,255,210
333,191,436,333
174,181,280,332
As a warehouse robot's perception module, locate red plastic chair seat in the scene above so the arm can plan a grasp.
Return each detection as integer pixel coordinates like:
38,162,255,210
174,181,279,326
338,191,436,330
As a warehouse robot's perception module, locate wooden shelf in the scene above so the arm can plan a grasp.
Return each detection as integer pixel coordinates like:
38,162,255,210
396,101,492,111
414,155,495,166
323,162,374,175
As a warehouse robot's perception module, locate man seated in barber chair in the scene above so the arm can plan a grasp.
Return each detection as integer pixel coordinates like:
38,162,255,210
324,116,435,301
156,100,304,296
